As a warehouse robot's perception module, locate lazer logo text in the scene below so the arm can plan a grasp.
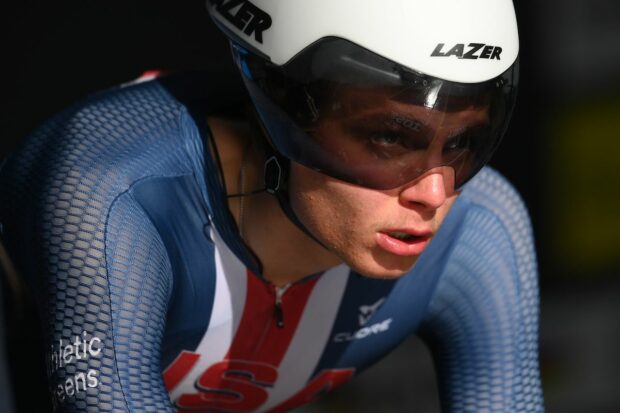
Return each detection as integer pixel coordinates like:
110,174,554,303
210,0,272,43
431,43,502,60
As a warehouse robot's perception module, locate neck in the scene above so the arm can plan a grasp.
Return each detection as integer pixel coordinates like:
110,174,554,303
208,116,342,287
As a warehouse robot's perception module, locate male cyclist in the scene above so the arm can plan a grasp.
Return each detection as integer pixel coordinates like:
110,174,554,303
0,0,543,411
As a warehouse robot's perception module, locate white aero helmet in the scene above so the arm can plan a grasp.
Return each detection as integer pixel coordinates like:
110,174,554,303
207,0,519,190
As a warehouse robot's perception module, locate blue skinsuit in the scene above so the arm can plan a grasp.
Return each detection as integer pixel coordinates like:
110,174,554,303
0,73,543,412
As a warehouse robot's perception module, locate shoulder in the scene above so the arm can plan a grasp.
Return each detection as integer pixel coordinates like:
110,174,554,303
23,79,203,185
438,166,537,290
1,79,208,224
0,79,213,287
459,167,530,223
457,167,534,245
414,167,537,304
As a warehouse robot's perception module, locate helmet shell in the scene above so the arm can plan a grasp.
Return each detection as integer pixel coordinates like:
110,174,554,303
207,0,519,83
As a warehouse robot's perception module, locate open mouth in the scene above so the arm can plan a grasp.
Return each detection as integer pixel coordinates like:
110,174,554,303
387,231,425,243
376,230,433,257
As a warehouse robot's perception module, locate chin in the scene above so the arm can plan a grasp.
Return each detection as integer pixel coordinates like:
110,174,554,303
346,253,419,279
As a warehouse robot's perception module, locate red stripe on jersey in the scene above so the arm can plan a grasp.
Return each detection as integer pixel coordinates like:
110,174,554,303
175,271,321,411
163,351,201,391
225,271,319,367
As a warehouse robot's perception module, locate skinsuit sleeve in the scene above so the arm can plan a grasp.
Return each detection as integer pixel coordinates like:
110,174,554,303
0,81,206,411
420,168,544,412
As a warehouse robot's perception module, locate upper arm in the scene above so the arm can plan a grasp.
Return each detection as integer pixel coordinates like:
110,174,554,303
1,170,177,411
14,181,175,411
0,81,200,411
420,168,544,413
104,191,174,411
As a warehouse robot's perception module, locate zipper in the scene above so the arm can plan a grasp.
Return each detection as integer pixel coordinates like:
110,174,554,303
273,284,291,328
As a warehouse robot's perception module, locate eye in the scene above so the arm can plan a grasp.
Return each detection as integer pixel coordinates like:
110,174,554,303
444,134,471,152
369,132,402,146
444,127,483,153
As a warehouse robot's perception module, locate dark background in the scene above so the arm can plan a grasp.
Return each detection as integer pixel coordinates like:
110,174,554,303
1,1,619,412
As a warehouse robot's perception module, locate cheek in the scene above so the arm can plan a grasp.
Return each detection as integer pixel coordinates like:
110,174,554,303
288,165,381,248
289,170,345,239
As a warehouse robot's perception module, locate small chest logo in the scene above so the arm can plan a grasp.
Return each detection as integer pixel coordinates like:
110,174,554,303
210,0,272,44
431,43,502,60
334,298,392,343
358,297,385,326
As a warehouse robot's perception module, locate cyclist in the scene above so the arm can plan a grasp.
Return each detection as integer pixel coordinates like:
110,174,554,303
0,0,543,411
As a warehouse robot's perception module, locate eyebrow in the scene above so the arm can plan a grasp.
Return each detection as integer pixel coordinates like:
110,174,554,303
346,111,432,140
389,112,424,132
345,111,489,146
348,112,428,131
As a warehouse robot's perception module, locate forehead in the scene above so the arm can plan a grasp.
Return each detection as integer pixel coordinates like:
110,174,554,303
328,86,491,126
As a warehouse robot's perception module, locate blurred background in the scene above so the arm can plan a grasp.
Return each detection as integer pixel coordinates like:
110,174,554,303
1,0,619,412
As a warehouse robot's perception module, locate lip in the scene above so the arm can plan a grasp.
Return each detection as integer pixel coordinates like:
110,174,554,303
375,228,433,257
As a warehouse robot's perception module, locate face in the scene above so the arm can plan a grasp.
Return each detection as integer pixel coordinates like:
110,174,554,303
288,93,489,278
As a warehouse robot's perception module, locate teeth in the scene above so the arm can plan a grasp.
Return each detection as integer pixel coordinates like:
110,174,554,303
389,232,415,240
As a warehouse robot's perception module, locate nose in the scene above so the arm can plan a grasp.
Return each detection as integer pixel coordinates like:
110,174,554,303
399,167,452,210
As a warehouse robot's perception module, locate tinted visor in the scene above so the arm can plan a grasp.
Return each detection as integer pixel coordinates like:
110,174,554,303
234,37,518,190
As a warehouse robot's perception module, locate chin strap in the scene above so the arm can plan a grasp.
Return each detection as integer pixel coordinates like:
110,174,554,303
263,155,330,250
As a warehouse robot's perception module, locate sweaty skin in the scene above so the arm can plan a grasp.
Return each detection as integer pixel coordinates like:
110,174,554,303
288,163,458,280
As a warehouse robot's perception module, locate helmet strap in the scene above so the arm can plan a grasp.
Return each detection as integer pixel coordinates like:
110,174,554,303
263,153,330,251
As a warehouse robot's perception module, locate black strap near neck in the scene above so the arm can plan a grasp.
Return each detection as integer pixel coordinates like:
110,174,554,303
263,154,330,251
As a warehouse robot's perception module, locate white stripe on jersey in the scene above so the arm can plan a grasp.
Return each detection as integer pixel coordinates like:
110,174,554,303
168,227,247,401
